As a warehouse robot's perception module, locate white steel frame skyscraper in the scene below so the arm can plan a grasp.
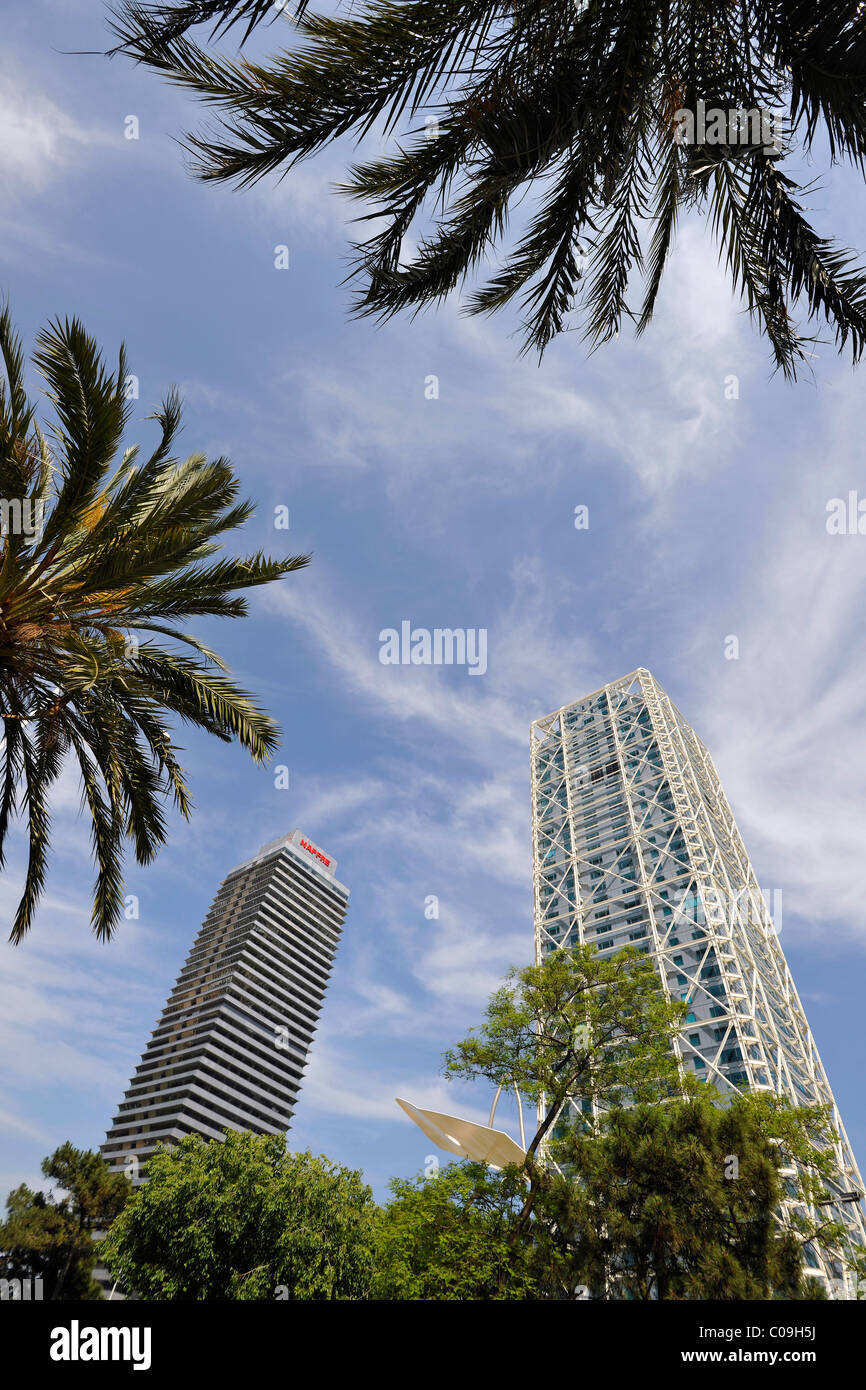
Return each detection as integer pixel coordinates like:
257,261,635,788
530,668,865,1295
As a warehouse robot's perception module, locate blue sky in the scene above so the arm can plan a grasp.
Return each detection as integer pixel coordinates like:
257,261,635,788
2,0,866,1204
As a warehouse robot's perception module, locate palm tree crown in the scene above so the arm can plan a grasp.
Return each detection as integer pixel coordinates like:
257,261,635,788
0,307,308,941
111,0,866,375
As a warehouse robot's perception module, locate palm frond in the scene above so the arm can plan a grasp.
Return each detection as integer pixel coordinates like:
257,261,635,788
111,0,287,48
0,310,307,940
108,0,866,370
133,647,281,762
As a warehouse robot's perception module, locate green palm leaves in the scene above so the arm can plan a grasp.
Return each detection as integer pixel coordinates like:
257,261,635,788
111,0,866,375
0,307,308,942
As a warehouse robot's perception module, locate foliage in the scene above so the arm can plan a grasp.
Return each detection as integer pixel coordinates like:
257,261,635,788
110,0,866,374
0,306,308,940
544,1090,841,1299
373,1160,550,1298
371,1095,846,1300
445,942,690,1156
442,943,690,1278
0,1142,131,1300
368,1094,845,1300
100,1130,377,1299
428,953,849,1299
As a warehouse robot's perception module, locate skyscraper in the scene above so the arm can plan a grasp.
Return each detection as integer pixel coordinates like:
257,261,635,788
530,668,865,1295
102,830,348,1180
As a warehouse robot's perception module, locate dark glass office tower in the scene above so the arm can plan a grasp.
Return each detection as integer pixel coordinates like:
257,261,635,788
102,831,348,1180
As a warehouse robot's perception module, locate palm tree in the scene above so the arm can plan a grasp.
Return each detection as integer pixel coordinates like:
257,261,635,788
0,307,308,942
109,1,866,376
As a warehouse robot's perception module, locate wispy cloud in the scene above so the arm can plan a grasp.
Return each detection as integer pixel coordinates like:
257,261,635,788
0,74,99,191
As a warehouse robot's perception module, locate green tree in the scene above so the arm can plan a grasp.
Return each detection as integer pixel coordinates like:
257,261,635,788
544,1090,843,1299
0,1142,131,1300
373,1160,550,1299
0,307,308,940
111,1,866,375
396,952,849,1300
372,1098,848,1300
101,1131,377,1299
443,943,689,1273
445,943,689,1149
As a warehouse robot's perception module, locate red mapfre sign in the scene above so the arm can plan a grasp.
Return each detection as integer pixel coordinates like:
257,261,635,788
299,838,331,868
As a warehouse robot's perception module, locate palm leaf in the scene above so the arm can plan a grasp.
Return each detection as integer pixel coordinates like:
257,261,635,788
107,0,866,371
0,310,308,940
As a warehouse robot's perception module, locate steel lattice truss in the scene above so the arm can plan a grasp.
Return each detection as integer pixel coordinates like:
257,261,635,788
530,668,866,1297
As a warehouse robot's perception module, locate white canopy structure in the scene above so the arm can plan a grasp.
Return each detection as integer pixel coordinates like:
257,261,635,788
395,1096,527,1170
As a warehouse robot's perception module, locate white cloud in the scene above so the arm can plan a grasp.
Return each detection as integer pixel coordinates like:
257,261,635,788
0,1106,51,1143
263,559,601,763
685,425,866,944
0,73,103,192
300,1042,496,1132
269,209,761,524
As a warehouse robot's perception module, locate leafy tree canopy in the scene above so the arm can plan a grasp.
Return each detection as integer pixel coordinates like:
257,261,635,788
445,942,691,1157
373,1160,546,1299
0,1142,130,1300
376,1093,850,1299
428,950,859,1298
101,1130,377,1299
545,1091,845,1299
